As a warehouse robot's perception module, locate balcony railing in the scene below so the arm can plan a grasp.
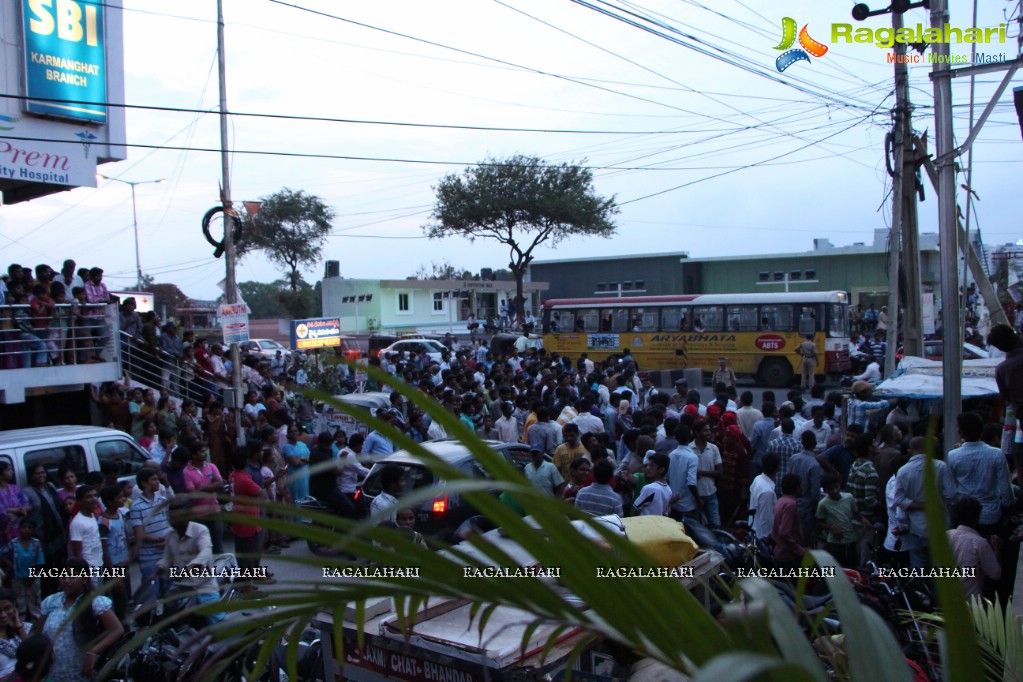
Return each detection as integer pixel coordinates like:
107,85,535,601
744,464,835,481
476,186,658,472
119,330,214,406
0,303,115,369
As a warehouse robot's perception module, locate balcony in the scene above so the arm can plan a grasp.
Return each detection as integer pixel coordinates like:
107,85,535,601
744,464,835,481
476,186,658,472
0,304,122,404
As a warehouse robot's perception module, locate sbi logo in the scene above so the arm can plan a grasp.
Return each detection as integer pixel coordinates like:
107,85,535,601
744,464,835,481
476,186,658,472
26,0,99,46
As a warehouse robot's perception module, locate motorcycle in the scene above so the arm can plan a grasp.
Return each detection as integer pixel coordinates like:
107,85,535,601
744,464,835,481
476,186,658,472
297,495,365,557
117,553,269,682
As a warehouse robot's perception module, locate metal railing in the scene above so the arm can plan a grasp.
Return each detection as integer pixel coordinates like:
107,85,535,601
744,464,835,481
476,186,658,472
119,330,214,405
0,303,116,369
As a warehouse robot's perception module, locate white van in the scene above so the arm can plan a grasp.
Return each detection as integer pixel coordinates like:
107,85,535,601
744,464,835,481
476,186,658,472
0,426,153,489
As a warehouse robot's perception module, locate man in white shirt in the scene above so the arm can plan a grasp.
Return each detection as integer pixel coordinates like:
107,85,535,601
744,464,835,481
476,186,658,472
852,360,882,384
748,454,779,540
795,405,833,455
571,398,605,436
158,497,224,623
371,465,405,524
736,391,763,440
495,403,520,442
69,486,104,572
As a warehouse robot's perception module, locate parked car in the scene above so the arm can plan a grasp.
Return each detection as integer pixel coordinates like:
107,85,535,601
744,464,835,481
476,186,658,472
0,426,153,490
367,335,399,359
311,391,393,438
378,338,449,363
357,440,537,542
240,338,291,359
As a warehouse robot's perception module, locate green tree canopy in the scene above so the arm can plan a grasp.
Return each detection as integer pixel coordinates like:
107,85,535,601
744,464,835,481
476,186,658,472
425,154,618,314
408,259,474,280
239,188,335,292
147,282,190,319
239,278,320,319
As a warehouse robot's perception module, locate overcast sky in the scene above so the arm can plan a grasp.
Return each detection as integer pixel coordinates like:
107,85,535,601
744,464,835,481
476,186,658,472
1,0,1020,299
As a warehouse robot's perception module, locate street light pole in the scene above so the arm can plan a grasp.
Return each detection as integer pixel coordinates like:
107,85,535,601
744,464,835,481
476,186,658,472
97,175,165,290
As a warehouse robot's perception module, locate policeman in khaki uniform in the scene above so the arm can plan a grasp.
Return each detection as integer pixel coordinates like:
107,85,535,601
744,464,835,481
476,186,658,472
796,336,818,393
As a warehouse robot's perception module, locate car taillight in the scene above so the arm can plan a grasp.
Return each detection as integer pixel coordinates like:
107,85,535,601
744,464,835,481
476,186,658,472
432,494,448,516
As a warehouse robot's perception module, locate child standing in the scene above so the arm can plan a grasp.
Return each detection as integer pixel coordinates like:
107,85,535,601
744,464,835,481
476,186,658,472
633,453,672,517
98,485,131,619
815,474,867,568
0,520,44,621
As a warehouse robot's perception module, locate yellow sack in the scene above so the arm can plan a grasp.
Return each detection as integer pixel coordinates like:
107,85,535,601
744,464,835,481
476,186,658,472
621,515,699,567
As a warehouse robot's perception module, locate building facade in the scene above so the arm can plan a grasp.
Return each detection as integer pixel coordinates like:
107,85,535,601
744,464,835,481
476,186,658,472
529,229,942,310
321,277,549,334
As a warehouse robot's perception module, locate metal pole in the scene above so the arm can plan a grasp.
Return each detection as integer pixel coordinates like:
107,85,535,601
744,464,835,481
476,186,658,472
884,61,904,376
961,0,980,308
895,8,923,361
130,183,141,291
217,0,243,444
931,0,962,455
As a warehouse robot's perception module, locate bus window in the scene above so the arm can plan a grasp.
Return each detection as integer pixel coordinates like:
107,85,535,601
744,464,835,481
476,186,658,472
576,309,599,332
661,307,690,331
692,306,723,332
797,305,819,336
727,306,759,332
827,304,849,337
550,311,574,332
760,305,794,331
610,308,630,332
631,309,659,332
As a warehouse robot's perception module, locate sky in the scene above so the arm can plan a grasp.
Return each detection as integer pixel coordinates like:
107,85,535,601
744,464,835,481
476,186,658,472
1,0,1021,300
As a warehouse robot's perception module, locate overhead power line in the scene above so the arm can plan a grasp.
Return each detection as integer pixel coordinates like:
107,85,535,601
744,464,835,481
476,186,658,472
0,93,724,135
6,133,880,172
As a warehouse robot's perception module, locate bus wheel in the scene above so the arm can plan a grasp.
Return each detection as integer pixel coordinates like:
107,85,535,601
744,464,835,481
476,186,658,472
760,359,793,388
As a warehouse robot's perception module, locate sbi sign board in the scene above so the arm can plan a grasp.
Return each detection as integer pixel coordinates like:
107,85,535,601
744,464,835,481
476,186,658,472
22,0,107,123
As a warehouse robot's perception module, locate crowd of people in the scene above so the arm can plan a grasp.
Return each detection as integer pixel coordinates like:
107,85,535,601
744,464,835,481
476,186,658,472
0,261,120,369
5,257,1023,675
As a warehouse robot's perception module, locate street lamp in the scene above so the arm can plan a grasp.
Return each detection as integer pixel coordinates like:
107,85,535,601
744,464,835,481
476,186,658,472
97,175,165,290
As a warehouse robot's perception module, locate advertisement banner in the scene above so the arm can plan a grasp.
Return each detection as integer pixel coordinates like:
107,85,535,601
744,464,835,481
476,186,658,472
291,317,342,350
0,133,98,187
219,303,250,345
21,0,108,123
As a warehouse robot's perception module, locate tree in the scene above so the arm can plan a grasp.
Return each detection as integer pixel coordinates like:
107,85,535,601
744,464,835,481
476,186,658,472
148,283,190,319
239,279,319,319
426,154,618,317
409,259,474,280
238,188,335,292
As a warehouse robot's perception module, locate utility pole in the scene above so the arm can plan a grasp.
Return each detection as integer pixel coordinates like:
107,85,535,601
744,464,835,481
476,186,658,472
884,10,908,377
851,2,924,370
217,0,244,444
930,0,961,455
927,3,1022,452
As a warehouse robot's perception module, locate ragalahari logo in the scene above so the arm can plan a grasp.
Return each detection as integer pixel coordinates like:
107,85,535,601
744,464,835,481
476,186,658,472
773,17,828,71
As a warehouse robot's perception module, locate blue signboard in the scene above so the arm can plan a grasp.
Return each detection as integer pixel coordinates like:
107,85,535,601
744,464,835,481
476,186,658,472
21,0,107,123
290,318,343,351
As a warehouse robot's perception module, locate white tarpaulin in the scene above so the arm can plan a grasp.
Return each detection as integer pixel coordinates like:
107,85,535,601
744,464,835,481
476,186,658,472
875,356,999,399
